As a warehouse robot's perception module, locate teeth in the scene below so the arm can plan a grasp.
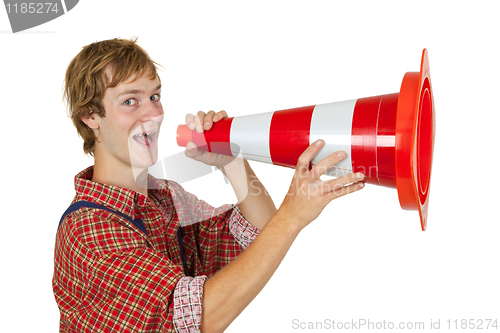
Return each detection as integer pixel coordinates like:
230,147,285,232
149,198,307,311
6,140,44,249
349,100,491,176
133,132,154,137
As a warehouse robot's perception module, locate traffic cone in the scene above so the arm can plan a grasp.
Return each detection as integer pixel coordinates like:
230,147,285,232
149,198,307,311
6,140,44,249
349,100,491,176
177,49,435,231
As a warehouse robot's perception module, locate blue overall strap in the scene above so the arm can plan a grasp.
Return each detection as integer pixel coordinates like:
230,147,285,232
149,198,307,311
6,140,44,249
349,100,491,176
58,200,190,275
177,226,189,275
58,200,148,236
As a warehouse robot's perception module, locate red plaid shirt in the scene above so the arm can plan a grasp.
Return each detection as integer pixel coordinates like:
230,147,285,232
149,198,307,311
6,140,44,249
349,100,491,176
53,166,260,332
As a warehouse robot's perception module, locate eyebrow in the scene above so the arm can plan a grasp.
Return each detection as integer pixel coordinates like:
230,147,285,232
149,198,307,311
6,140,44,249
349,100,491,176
117,83,162,98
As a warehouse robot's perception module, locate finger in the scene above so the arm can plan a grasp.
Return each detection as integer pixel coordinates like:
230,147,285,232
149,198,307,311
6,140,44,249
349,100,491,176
321,172,364,193
186,139,217,161
185,114,196,131
213,110,228,122
195,111,206,133
185,141,206,162
295,140,324,176
324,181,365,202
203,110,216,130
310,150,346,179
185,141,198,157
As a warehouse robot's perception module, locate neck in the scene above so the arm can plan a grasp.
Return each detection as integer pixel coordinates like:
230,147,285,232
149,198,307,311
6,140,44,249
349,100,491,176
92,153,149,198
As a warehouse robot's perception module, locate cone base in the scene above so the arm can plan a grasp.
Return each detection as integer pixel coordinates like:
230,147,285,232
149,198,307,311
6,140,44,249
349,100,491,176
395,49,435,231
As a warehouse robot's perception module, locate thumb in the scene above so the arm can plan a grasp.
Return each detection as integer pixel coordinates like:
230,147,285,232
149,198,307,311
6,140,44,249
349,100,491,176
185,141,199,159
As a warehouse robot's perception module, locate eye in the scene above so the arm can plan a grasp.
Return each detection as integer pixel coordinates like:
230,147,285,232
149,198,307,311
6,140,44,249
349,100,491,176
151,94,161,102
124,98,138,106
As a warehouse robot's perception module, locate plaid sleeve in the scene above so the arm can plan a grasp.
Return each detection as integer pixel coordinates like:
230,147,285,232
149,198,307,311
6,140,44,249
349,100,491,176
227,204,260,250
53,212,184,332
172,276,208,332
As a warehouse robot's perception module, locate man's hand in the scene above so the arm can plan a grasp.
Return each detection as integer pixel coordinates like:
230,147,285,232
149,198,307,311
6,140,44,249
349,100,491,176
184,110,235,169
277,139,365,231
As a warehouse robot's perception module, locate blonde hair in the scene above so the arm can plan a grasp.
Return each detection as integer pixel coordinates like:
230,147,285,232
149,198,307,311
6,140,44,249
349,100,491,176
64,37,161,155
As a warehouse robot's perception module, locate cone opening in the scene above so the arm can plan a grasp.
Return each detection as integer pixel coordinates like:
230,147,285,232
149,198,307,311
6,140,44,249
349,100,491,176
417,77,433,204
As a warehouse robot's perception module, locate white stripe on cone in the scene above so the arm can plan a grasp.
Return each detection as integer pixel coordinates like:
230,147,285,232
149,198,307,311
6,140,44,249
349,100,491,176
230,112,274,164
309,100,356,177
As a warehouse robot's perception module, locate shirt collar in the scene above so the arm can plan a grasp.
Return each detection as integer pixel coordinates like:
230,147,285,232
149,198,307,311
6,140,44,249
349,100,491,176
74,166,169,220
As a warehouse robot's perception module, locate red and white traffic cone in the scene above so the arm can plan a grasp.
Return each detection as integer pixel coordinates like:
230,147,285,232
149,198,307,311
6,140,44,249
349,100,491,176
177,49,435,231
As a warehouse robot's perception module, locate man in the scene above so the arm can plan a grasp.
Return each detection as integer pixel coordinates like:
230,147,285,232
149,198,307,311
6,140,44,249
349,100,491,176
53,38,365,332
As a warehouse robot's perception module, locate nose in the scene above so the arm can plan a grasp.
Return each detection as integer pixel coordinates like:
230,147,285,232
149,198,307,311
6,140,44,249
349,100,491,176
141,98,163,121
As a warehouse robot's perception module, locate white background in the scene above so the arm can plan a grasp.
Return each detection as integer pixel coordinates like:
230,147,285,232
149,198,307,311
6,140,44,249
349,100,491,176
1,1,499,332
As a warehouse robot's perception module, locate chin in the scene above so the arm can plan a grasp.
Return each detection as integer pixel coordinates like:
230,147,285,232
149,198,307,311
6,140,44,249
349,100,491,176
128,138,159,169
130,152,159,169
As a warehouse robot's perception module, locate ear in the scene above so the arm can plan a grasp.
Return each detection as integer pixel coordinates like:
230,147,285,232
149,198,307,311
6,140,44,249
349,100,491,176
80,109,100,130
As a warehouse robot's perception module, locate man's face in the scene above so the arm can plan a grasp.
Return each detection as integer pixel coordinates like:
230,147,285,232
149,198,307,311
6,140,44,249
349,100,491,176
97,73,164,170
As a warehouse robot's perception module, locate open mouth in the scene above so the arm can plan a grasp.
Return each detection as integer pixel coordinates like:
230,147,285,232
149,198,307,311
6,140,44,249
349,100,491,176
132,131,156,147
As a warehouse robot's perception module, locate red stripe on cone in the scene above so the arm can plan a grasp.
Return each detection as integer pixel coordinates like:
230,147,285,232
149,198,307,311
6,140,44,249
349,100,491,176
351,94,398,187
351,96,380,185
204,117,234,156
377,93,398,188
269,106,315,168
